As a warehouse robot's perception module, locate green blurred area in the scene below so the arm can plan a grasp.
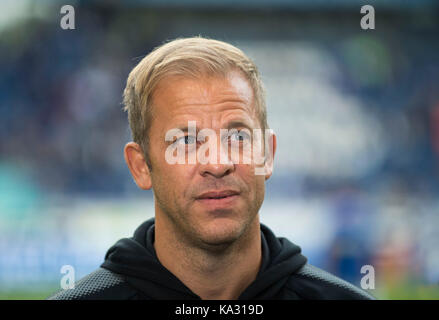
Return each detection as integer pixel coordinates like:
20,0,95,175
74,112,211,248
383,285,439,300
1,285,439,300
0,291,53,300
0,286,58,300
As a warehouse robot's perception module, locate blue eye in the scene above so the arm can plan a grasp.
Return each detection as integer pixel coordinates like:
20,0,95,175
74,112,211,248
175,135,196,145
229,131,250,142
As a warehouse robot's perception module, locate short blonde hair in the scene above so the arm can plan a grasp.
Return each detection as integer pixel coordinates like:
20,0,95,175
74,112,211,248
123,37,267,167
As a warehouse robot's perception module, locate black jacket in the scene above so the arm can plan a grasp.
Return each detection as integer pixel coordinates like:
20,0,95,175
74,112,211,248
48,218,375,300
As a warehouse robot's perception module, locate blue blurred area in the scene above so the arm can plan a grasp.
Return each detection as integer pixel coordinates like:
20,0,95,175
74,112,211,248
0,1,439,298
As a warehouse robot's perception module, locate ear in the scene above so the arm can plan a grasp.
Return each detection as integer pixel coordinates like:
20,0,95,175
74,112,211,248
264,130,277,181
124,142,152,190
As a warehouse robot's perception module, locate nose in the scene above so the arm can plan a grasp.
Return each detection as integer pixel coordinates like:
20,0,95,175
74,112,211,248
198,138,235,178
199,161,235,178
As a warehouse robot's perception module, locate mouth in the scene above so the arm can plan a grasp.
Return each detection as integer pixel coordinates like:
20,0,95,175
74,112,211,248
195,190,240,207
196,190,240,200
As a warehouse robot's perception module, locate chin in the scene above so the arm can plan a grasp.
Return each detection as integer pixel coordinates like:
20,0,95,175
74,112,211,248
196,218,247,247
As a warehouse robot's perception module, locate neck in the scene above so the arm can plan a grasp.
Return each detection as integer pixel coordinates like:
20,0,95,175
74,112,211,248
154,214,262,300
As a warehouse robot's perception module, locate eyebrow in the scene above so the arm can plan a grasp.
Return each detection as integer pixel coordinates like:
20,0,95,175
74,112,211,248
174,125,195,133
225,120,254,131
172,120,254,133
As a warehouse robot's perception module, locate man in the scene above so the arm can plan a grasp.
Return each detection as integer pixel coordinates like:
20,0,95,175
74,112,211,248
49,37,374,300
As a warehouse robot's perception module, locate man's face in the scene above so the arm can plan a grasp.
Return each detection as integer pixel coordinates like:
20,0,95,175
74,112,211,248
135,70,275,248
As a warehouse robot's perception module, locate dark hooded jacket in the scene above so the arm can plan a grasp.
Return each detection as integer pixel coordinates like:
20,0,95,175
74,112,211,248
48,218,375,300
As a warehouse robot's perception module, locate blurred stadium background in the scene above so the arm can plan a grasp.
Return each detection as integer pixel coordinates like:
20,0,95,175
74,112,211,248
1,0,439,299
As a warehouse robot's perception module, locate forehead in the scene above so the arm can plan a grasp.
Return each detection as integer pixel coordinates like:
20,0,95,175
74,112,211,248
150,70,257,127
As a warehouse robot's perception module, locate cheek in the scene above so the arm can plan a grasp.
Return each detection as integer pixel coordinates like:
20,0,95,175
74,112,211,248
252,175,266,198
238,165,265,198
152,162,196,198
150,144,180,183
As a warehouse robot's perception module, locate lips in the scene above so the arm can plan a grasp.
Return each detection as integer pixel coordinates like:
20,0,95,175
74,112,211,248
196,190,240,200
